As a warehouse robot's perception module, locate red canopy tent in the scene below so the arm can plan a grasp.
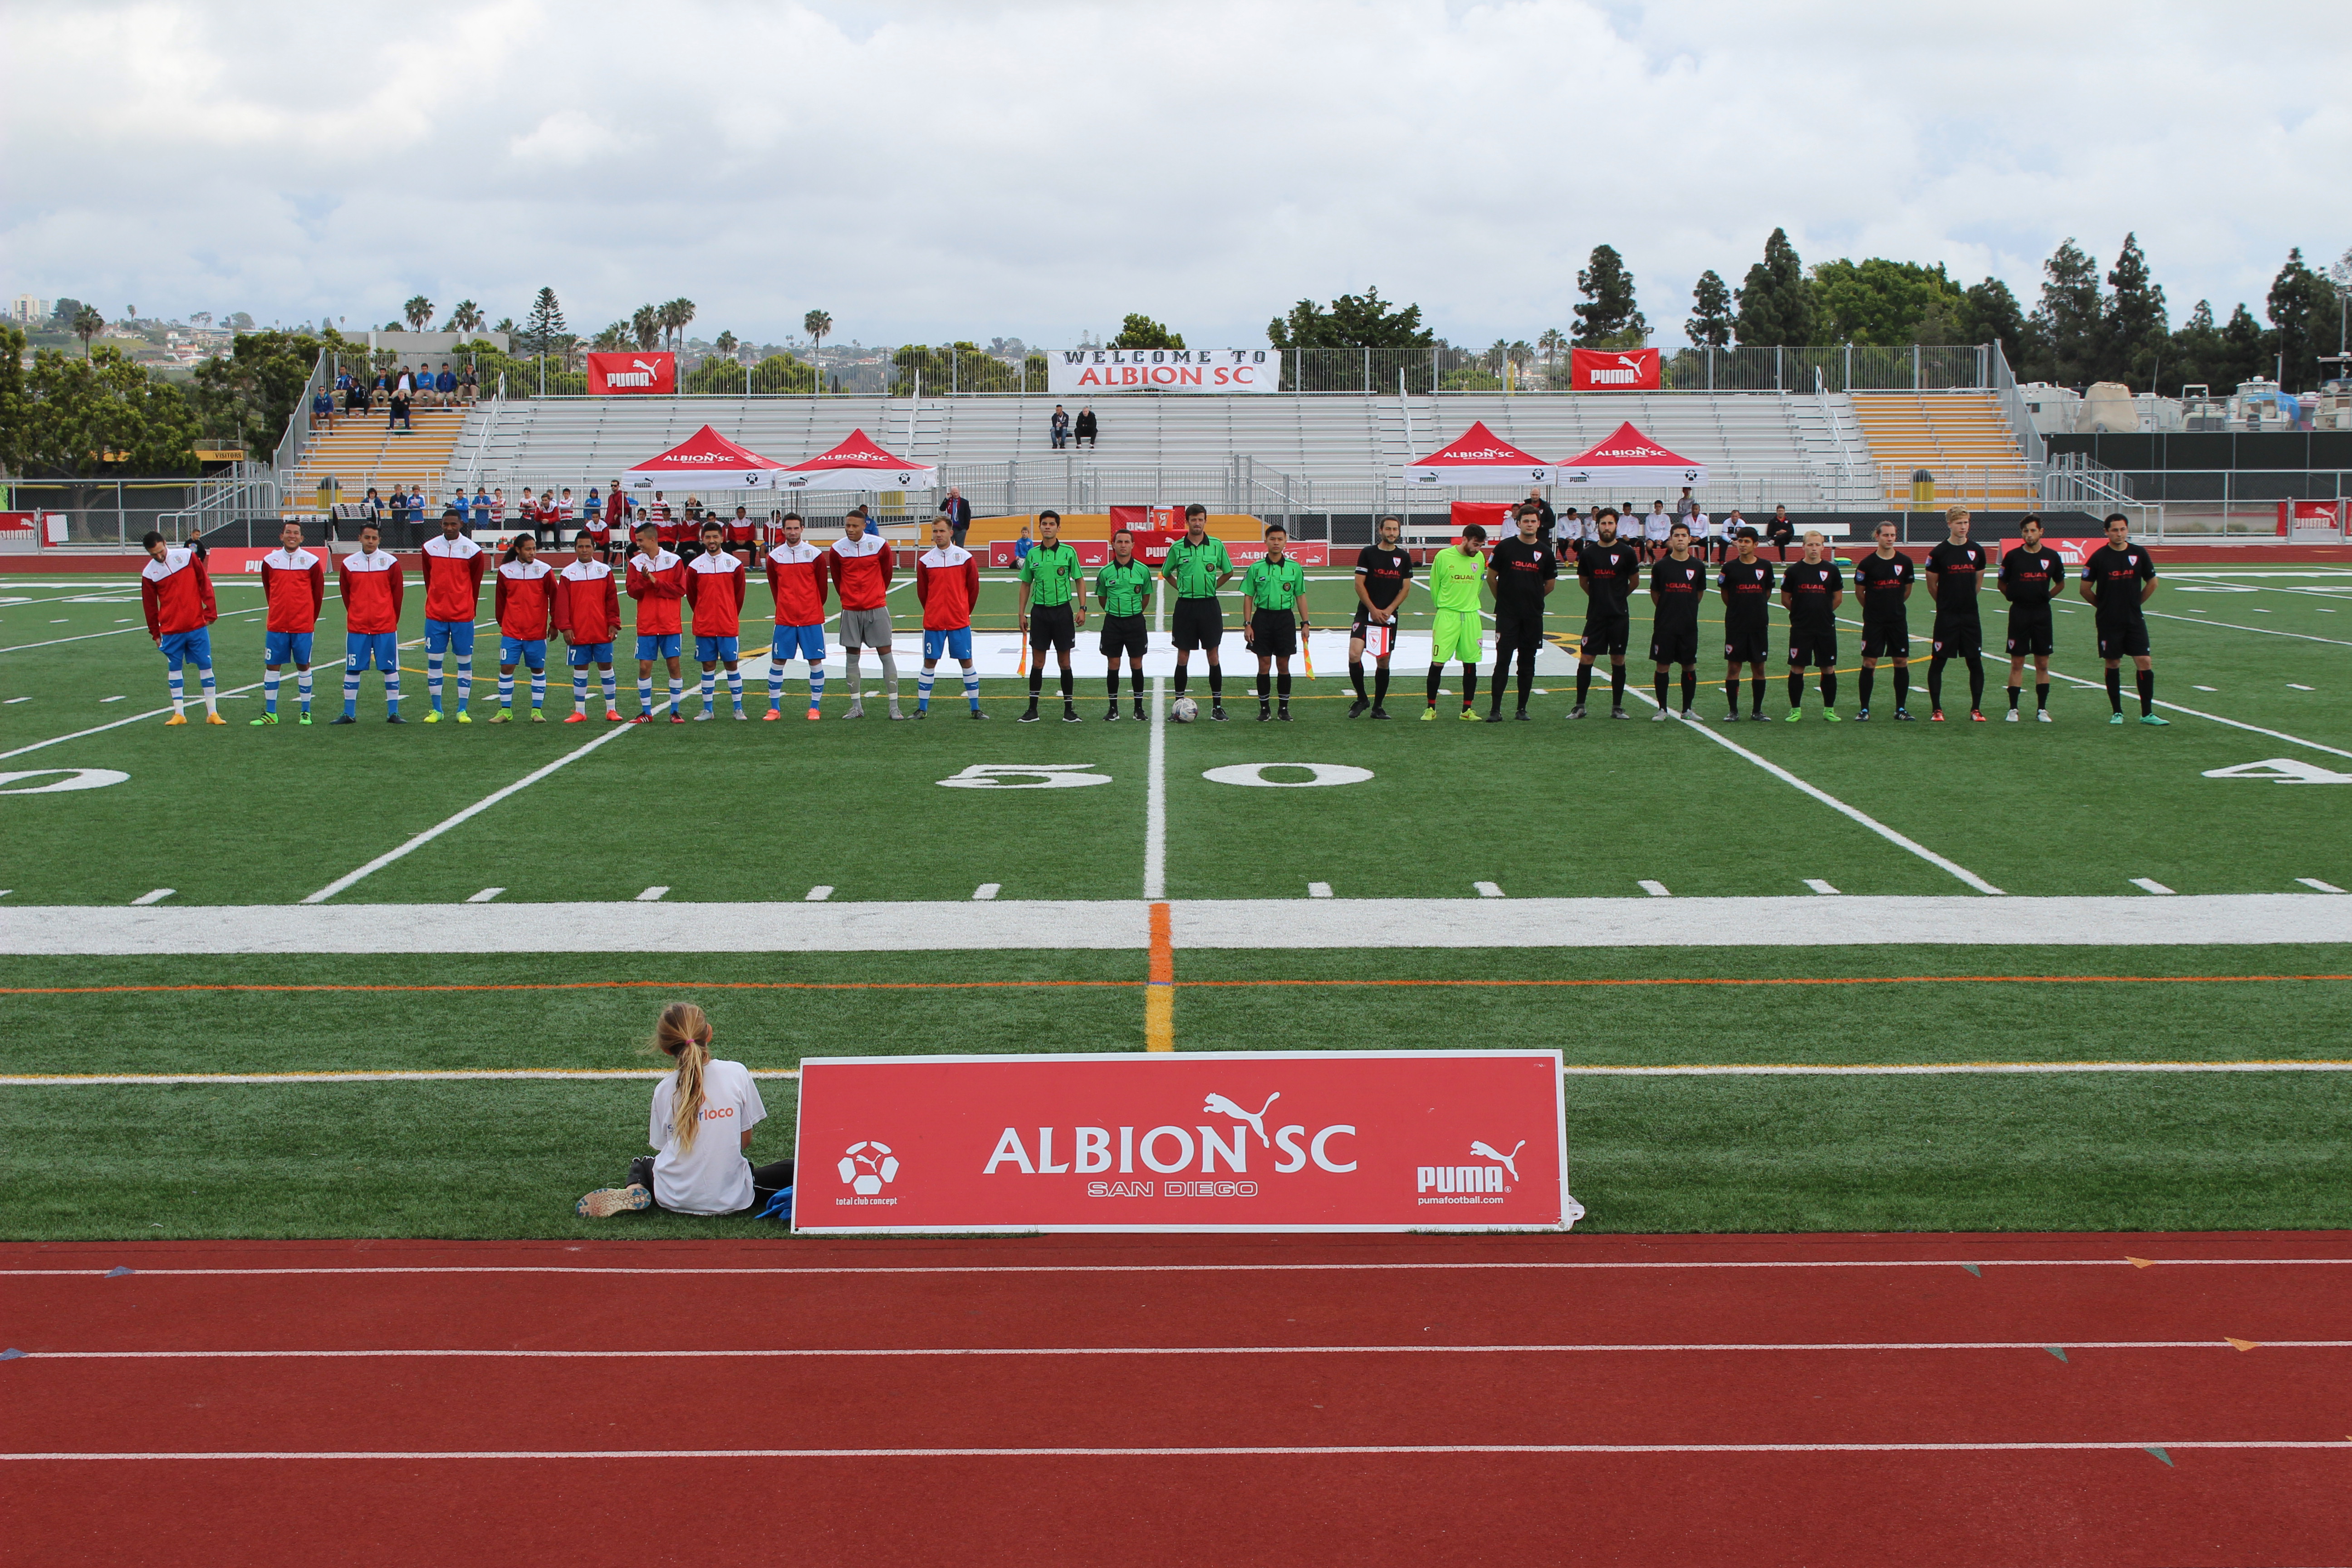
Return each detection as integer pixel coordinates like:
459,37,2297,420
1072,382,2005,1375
1401,421,1555,487
1553,421,1709,487
624,425,790,492
777,429,938,494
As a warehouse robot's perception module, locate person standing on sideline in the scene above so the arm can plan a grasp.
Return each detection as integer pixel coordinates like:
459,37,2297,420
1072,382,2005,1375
1716,526,1774,721
469,485,491,540
1096,527,1152,721
938,487,974,551
1766,503,1797,561
2000,514,2066,722
1348,515,1413,718
1162,504,1235,719
334,520,405,724
1779,531,1843,722
626,519,687,724
1049,404,1070,450
829,507,902,720
490,533,556,723
1074,404,1098,449
763,512,829,721
1526,488,1556,540
1242,523,1309,722
914,516,987,720
1647,520,1705,720
1852,519,1917,722
574,1003,796,1220
1924,505,1991,722
555,529,624,723
1484,501,1555,721
1018,508,1086,722
1422,523,1487,721
420,511,487,724
140,530,224,725
1570,508,1641,719
2081,512,2167,726
686,520,749,720
1013,521,1033,567
254,521,324,725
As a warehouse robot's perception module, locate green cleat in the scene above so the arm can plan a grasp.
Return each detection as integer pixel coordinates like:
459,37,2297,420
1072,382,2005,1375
249,712,277,726
297,713,312,726
423,709,441,724
2110,712,2126,725
530,708,546,723
454,709,472,725
1822,709,1840,724
1785,709,1803,722
488,709,512,724
2140,713,2170,726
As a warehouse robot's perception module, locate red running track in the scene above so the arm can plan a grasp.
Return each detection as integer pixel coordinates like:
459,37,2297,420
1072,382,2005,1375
3,1231,2347,1567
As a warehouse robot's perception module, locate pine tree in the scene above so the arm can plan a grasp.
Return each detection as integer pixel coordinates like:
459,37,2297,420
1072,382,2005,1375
1572,245,1647,346
1732,228,1813,347
2102,234,2168,390
2267,249,2341,389
2027,239,2102,386
524,288,567,359
1685,270,1733,348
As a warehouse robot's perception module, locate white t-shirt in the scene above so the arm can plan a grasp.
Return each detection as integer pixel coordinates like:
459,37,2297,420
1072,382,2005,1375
1689,513,1714,540
647,1058,767,1215
1644,510,1673,541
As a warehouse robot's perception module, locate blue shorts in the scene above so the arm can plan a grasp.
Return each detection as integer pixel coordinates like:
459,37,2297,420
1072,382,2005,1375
158,627,213,668
694,635,740,664
923,627,974,663
771,622,825,663
263,630,313,666
568,641,615,668
500,637,548,669
635,632,681,661
345,631,398,671
426,618,476,656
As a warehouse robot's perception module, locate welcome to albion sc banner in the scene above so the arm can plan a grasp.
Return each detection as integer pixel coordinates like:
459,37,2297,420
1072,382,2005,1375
1049,348,1282,394
794,1049,1575,1234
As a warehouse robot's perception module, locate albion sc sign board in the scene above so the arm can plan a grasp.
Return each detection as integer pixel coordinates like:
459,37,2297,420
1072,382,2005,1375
793,1050,1578,1234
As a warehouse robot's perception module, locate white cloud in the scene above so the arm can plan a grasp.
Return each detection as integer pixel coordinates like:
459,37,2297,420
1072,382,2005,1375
2,0,2345,347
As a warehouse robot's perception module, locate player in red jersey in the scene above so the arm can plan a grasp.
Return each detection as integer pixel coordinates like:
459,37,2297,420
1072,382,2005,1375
763,512,828,720
725,505,757,567
419,511,487,722
626,519,688,722
489,534,557,722
254,520,325,725
555,529,625,722
915,515,986,718
829,506,901,719
686,519,750,719
334,519,406,723
139,529,223,725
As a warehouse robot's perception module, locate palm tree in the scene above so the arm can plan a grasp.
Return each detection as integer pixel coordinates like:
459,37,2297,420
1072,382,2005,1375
655,297,695,350
713,330,738,358
1537,327,1566,384
402,295,434,331
593,321,632,351
804,309,832,357
632,304,660,351
446,299,485,333
72,304,103,355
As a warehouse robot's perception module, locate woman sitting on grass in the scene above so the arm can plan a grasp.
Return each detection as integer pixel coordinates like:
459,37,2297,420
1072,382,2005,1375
576,1002,794,1219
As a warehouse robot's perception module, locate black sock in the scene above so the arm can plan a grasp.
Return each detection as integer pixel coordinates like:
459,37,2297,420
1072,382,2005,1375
2137,668,2155,715
1967,657,1984,710
1788,670,1803,708
1060,668,1073,701
1750,676,1765,714
1373,665,1391,706
2107,669,2123,712
1655,671,1670,709
1277,672,1291,702
1928,657,1946,710
1208,667,1222,698
2007,684,2021,710
1681,668,1695,711
1173,666,1188,696
1427,664,1442,706
1576,663,1593,705
1349,661,1366,700
1516,651,1534,709
1610,664,1626,707
1491,656,1511,713
1821,669,1837,708
1257,671,1269,702
1726,671,1742,716
1460,665,1479,709
2036,681,2049,711
1858,666,1875,710
1028,666,1043,699
1894,666,1910,710
1107,669,1121,699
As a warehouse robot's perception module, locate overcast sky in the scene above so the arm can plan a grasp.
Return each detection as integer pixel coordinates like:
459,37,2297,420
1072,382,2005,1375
5,0,2346,349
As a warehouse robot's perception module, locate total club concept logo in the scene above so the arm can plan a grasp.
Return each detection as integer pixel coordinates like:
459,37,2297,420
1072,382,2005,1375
837,1140,900,1205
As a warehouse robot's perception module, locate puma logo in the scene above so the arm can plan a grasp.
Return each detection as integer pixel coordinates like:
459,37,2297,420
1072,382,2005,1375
1204,1091,1280,1147
1470,1140,1524,1181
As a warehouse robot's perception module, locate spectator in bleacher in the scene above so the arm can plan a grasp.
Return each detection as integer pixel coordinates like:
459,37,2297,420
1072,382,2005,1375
581,483,603,544
459,361,478,405
372,369,392,408
1050,404,1071,449
313,382,335,431
1678,486,1697,518
1074,405,1098,449
1767,503,1796,561
435,363,457,406
397,365,415,398
360,487,383,527
343,369,367,421
939,487,973,550
1688,506,1714,564
388,383,413,433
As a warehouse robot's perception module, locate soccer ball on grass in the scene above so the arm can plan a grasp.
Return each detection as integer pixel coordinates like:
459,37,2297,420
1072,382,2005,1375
1171,697,1199,724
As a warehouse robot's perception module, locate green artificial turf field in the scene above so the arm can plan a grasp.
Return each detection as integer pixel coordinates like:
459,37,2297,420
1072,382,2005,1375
4,559,2349,1240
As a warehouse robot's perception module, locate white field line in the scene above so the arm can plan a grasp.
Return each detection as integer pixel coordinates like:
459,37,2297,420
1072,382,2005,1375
1142,672,1166,900
15,1339,2345,1361
8,1259,2348,1278
2141,609,2352,647
0,626,164,652
2037,668,2352,761
5,1442,2344,1462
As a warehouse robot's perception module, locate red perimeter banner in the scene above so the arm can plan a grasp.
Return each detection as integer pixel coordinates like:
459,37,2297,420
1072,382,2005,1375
1570,348,1661,391
794,1050,1573,1234
587,352,676,395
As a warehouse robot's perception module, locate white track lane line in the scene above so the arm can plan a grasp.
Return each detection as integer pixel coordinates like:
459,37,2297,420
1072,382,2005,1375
9,1257,2349,1278
2,1441,2341,1460
16,1338,2346,1360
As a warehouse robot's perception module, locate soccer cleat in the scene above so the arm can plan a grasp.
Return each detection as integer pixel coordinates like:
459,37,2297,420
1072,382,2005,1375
764,707,783,721
843,703,863,720
1371,706,1392,718
533,709,547,723
913,706,929,719
423,709,441,724
1278,707,1291,721
575,1184,652,1218
607,709,627,722
1063,705,1080,723
1211,705,1227,721
1420,706,1437,721
669,712,686,724
1823,710,1841,724
1485,711,1504,723
693,709,713,721
1566,705,1587,720
250,713,277,726
2109,712,2126,725
1347,699,1369,718
1018,706,1040,723
455,710,472,725
564,711,587,724
1785,710,1803,722
331,714,355,725
1720,711,1740,721
2140,713,2170,726
1610,707,1630,720
2037,710,2053,723
633,714,652,724
1258,707,1272,722
1892,709,1915,721
1855,710,1871,722
1930,710,1946,722
732,709,747,720
1651,709,1671,722
1514,708,1531,720
1106,704,1121,721
163,712,188,726
1680,708,1695,720
1132,702,1147,720
806,707,821,721
489,709,512,724
969,708,990,720
2004,709,2019,723
1969,710,1986,723
1459,707,1481,721
205,712,228,725
385,714,404,724
297,714,312,726
888,706,906,721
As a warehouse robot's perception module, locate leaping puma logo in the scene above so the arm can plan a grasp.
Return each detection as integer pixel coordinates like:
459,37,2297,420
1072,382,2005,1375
1204,1091,1280,1147
1470,1140,1524,1181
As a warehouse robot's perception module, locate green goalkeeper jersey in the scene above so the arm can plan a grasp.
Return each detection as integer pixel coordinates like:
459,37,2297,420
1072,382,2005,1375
1427,545,1487,613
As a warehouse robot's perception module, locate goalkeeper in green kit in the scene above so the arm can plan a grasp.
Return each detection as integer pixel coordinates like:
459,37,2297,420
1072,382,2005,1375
1423,523,1488,720
1241,524,1310,721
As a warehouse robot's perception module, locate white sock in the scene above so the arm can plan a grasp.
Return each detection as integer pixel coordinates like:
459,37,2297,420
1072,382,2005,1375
168,667,185,715
726,669,742,710
963,667,981,710
529,668,546,708
456,657,472,709
263,668,280,714
296,669,312,712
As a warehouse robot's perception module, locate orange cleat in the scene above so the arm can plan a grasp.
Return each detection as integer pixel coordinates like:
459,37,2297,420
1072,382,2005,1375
764,708,782,721
163,713,188,726
805,706,821,721
563,711,587,723
204,712,229,725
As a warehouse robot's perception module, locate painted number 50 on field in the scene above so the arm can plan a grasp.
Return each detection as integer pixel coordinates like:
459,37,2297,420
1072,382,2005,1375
937,764,1114,789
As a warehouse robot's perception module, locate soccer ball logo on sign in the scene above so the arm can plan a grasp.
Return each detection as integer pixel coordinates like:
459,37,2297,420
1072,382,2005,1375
839,1140,900,1195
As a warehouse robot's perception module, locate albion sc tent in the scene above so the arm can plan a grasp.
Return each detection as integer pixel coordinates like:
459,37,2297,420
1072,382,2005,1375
624,425,790,491
776,429,938,493
1553,421,1709,487
1401,421,1555,487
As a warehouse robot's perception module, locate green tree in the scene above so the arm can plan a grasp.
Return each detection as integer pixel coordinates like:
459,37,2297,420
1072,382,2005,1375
0,324,27,475
19,344,201,477
402,295,434,331
51,297,85,328
631,304,660,351
713,330,738,359
1733,228,1814,346
1108,313,1185,350
445,300,485,333
592,321,632,351
1808,258,1963,345
2101,234,2169,390
2219,303,2272,390
659,297,696,350
1959,279,2026,368
1536,327,1568,382
748,353,819,396
523,288,568,358
1266,286,1433,350
2026,238,2102,385
1684,271,1733,348
71,304,105,356
2267,248,2340,389
190,328,338,457
1572,245,1646,346
804,309,832,355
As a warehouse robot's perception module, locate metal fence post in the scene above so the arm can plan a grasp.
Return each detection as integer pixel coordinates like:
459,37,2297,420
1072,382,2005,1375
1774,348,1783,392
117,480,126,545
1912,344,1921,390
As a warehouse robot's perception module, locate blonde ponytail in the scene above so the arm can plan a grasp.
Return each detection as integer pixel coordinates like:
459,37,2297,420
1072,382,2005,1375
654,1002,713,1151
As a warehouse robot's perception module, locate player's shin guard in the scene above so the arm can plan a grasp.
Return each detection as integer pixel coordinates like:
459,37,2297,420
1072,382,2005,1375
533,668,548,709
498,671,515,708
263,668,281,714
1857,666,1874,711
963,667,981,711
1517,649,1535,710
1373,664,1391,707
843,651,862,702
806,668,823,708
456,657,472,711
600,670,618,710
638,676,655,714
701,670,716,713
667,677,683,715
877,651,899,701
196,664,216,715
1681,668,1695,711
1609,663,1626,708
2008,685,2021,710
1460,665,1479,710
1171,666,1187,697
296,669,313,713
1277,672,1291,705
2036,681,2049,711
343,662,361,716
1028,664,1044,698
167,666,186,715
427,651,444,710
1492,655,1514,715
1654,671,1670,709
1966,657,1984,711
2136,669,2155,715
1059,667,1073,701
1206,666,1223,699
1819,669,1837,708
2106,668,2123,714
917,668,935,710
1257,671,1270,704
1349,661,1366,700
573,670,588,709
726,670,741,711
1750,676,1766,715
383,670,401,714
1427,663,1443,706
1107,668,1122,700
769,664,785,709
1927,656,1946,712
1575,662,1593,706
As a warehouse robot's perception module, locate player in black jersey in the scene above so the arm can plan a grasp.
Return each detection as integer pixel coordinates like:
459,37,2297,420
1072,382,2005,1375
1647,521,1705,720
1485,502,1556,720
1779,531,1843,720
1716,526,1774,720
1852,520,1917,721
1924,505,1991,722
1999,514,2066,723
1570,508,1641,719
1348,516,1413,718
2080,512,2168,725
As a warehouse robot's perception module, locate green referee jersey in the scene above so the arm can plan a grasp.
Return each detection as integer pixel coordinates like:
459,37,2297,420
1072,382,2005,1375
1019,540,1083,607
1096,558,1152,618
1242,555,1306,612
1162,536,1233,599
1427,545,1486,613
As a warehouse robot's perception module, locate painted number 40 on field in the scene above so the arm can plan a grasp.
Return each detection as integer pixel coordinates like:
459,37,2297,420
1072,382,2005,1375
2202,758,2352,784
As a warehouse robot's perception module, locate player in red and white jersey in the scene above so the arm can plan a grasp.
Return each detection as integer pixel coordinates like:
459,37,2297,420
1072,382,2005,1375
725,505,757,566
555,529,625,722
627,519,688,723
914,516,986,718
255,520,325,725
686,519,749,720
335,519,406,722
139,529,223,725
647,493,676,552
489,488,508,533
585,489,615,561
420,514,487,722
488,534,557,722
828,506,901,719
763,511,829,720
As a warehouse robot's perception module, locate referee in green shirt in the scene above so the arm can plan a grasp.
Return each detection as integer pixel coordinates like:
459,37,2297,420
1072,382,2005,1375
1095,528,1153,721
1019,509,1086,722
1242,524,1310,721
1162,502,1235,720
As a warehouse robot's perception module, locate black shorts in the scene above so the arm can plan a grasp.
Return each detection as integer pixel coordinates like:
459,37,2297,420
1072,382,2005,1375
1722,624,1769,665
1580,610,1630,657
1930,617,1981,659
2097,618,2151,660
2005,614,2054,657
1246,607,1297,657
1098,613,1147,659
1649,625,1698,665
1493,605,1545,652
1172,597,1223,652
1861,617,1910,660
1028,602,1075,652
1787,626,1838,667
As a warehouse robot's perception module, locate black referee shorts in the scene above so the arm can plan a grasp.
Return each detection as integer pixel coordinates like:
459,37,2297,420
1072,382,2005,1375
1172,597,1223,652
2005,613,2054,657
1098,613,1147,659
1027,603,1075,652
1247,607,1297,657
